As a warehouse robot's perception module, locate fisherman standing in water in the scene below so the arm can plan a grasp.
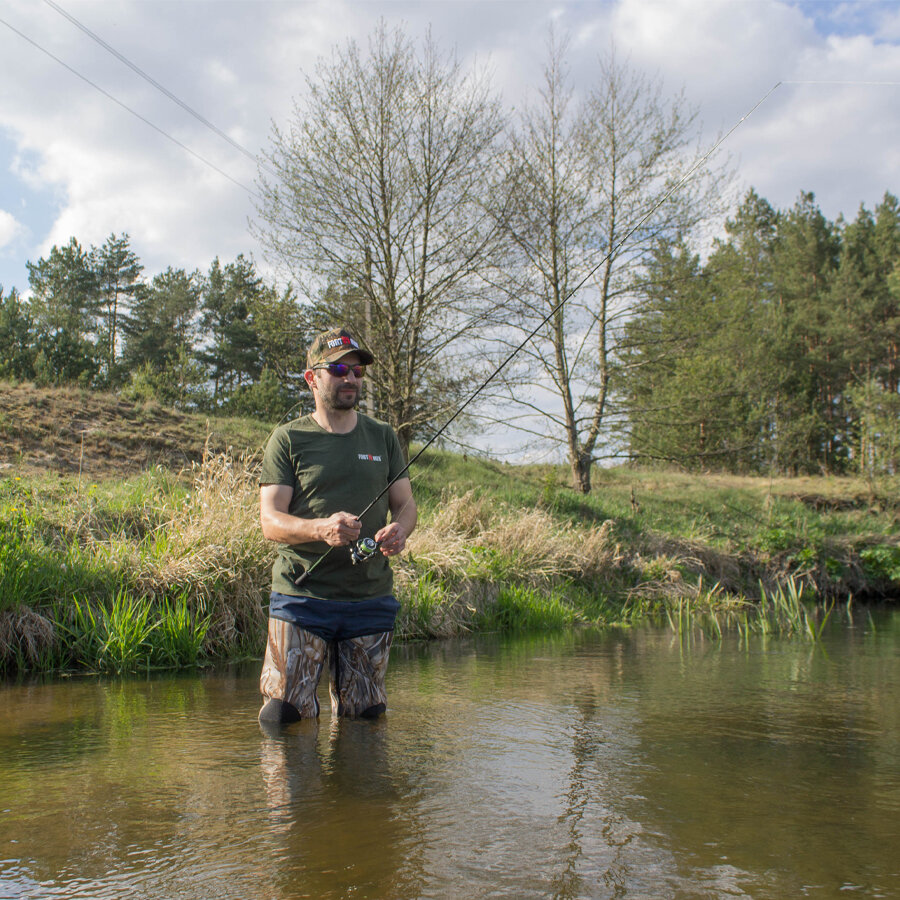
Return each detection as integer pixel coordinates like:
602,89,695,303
257,326,416,724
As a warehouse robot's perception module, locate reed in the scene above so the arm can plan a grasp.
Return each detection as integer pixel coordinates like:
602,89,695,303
661,575,838,643
396,573,457,639
50,590,213,673
153,591,211,666
757,576,835,641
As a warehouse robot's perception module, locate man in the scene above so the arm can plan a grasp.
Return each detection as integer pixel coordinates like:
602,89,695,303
257,326,416,724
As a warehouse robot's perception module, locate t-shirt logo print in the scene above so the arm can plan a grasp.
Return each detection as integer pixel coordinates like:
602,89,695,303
358,453,382,462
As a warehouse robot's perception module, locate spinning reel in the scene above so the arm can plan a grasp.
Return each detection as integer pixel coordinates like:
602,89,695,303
349,537,381,565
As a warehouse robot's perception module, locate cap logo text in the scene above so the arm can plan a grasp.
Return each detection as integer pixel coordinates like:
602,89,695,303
327,336,358,350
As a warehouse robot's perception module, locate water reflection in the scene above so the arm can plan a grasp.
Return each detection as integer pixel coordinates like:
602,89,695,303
0,612,898,899
259,717,427,899
619,624,900,898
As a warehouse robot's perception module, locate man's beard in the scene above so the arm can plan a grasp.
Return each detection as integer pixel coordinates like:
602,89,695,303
320,381,359,410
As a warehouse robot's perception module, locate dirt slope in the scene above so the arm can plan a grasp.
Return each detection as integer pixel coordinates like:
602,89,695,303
0,382,268,478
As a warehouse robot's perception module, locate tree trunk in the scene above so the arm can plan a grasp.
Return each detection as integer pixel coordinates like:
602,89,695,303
570,450,592,494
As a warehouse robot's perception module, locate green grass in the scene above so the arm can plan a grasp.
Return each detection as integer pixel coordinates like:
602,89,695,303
0,453,267,673
1,441,897,674
409,449,899,593
411,451,897,548
51,589,211,673
473,584,582,632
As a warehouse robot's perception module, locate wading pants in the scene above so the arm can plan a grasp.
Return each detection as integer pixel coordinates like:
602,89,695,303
259,617,392,719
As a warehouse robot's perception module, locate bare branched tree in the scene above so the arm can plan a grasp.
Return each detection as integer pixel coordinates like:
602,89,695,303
254,23,507,455
492,36,731,492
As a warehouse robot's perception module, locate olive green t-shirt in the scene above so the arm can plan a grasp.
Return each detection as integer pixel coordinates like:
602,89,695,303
259,413,407,600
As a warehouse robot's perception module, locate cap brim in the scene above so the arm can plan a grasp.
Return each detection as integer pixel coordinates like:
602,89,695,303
333,347,375,365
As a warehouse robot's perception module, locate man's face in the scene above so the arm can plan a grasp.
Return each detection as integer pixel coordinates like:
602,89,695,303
310,352,363,410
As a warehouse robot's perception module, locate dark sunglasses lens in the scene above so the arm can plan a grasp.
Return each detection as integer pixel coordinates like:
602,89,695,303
327,363,364,377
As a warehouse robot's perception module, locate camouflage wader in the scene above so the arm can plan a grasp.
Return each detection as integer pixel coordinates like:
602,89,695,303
259,617,393,719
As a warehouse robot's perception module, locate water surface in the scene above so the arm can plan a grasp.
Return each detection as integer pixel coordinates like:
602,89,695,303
1,611,898,898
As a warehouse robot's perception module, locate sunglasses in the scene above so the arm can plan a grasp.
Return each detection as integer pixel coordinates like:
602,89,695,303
314,362,366,378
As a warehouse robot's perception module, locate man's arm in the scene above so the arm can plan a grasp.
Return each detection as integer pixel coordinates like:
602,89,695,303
375,477,417,557
259,484,361,547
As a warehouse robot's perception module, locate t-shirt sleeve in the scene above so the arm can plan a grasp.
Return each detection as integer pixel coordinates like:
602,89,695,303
259,428,296,487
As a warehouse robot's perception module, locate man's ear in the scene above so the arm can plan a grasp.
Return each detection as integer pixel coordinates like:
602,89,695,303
303,369,317,390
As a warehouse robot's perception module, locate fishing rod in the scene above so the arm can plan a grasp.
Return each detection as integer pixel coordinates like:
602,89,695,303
294,81,783,588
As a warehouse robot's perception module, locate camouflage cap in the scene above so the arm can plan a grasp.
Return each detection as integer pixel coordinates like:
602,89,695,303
306,326,375,368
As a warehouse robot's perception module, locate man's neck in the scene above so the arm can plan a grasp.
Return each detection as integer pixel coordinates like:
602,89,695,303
311,406,358,434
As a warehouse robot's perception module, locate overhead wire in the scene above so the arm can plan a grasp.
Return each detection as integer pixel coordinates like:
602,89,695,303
41,0,280,181
0,12,261,200
781,80,900,86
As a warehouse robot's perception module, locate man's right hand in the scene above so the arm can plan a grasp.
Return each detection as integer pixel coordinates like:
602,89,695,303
318,512,362,547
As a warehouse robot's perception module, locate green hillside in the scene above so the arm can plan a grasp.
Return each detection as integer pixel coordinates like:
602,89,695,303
1,382,897,674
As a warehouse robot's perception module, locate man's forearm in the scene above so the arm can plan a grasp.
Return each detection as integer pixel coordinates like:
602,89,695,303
392,501,417,538
260,508,324,544
260,508,361,547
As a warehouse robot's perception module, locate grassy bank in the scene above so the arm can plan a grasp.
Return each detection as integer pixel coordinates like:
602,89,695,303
1,383,898,674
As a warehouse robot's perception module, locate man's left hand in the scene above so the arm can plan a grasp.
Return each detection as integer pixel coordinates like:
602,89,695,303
375,522,407,556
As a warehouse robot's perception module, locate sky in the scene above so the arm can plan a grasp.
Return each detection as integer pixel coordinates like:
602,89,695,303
1,0,899,300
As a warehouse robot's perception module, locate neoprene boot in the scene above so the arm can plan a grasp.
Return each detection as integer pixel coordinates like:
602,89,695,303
258,697,302,724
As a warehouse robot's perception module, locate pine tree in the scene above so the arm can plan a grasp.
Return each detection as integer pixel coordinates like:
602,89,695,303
768,192,842,472
26,238,100,386
92,233,143,386
198,256,265,405
622,238,760,470
0,286,35,380
123,267,201,371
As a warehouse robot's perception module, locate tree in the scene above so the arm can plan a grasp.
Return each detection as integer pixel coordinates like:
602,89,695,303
27,238,100,385
27,237,97,339
197,255,266,404
247,285,311,405
494,38,729,491
121,266,206,408
847,378,900,478
92,233,143,385
767,192,842,472
255,22,507,454
0,286,35,380
833,193,900,395
123,266,201,371
619,239,758,468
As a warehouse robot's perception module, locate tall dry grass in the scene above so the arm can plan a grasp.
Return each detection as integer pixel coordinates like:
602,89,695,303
400,489,622,580
137,450,271,652
391,490,627,638
0,448,272,670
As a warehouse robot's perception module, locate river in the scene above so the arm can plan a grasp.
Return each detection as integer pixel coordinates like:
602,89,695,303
1,609,898,899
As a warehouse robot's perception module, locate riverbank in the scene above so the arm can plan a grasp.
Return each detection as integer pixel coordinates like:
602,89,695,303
1,382,898,673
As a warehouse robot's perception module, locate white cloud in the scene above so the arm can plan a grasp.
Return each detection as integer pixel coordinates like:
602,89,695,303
879,6,900,41
0,0,898,296
0,209,24,249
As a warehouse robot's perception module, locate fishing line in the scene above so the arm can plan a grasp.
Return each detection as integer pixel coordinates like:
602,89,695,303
782,80,900,86
294,81,784,587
